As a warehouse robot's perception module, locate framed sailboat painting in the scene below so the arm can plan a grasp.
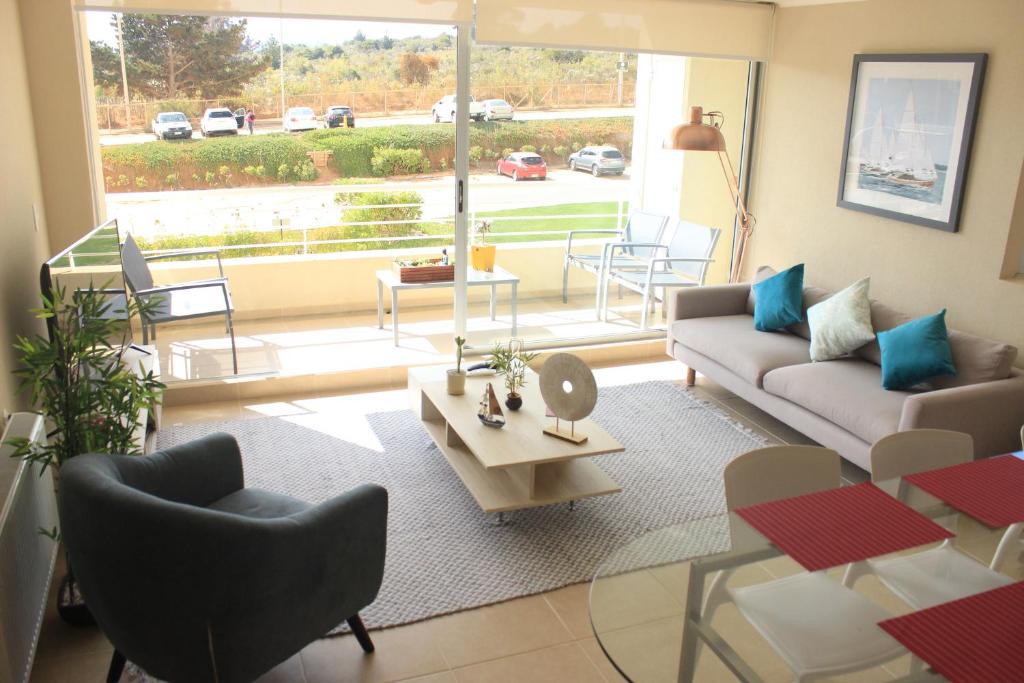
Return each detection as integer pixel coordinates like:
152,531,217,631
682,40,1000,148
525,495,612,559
837,53,986,232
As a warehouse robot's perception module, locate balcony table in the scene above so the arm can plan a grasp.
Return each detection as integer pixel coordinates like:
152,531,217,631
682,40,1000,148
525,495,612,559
376,266,519,346
588,474,1015,683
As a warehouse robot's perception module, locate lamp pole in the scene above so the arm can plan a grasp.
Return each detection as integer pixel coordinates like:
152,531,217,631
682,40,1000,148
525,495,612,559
116,13,131,129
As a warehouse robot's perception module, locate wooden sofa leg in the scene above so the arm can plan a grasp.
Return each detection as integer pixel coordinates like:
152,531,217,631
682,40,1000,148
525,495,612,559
348,614,375,653
685,367,696,387
107,650,127,683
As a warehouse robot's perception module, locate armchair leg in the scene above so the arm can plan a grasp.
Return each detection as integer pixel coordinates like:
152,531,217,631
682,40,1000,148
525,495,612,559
562,258,569,304
107,650,127,683
347,614,375,653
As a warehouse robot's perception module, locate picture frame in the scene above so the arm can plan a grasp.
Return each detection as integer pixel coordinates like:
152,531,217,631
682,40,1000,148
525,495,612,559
836,53,987,233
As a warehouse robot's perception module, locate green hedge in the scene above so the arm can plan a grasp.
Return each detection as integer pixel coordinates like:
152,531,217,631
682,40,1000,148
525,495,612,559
101,117,633,189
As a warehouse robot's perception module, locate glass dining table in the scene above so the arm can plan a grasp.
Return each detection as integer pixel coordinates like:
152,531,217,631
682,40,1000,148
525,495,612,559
588,475,1018,683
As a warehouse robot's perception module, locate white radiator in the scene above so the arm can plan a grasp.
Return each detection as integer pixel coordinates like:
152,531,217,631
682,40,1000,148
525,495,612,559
0,413,58,683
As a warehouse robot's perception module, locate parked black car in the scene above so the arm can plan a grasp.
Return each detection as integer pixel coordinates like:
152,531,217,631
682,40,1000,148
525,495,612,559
326,105,355,128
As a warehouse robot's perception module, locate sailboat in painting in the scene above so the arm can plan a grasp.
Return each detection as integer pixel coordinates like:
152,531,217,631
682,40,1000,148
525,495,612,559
859,108,893,178
884,92,938,188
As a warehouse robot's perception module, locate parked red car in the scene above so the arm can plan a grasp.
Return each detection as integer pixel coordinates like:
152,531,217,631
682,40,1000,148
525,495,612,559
496,152,547,181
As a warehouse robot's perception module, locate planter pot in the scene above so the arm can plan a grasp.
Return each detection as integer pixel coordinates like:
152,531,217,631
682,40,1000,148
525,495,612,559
471,245,497,273
505,393,523,411
446,369,467,395
57,573,95,627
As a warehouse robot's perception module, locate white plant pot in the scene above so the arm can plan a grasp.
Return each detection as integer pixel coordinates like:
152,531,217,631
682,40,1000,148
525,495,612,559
446,369,467,395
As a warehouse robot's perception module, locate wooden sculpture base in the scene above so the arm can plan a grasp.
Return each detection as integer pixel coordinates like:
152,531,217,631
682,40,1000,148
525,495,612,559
543,423,589,445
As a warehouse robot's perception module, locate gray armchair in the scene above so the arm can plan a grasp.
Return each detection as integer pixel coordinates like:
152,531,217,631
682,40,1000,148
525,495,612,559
58,433,388,683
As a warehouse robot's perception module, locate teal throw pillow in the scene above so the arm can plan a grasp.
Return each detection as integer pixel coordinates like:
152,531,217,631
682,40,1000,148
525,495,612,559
753,264,805,331
877,309,957,390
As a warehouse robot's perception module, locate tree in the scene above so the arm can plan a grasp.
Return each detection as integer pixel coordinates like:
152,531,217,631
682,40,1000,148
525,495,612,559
89,40,122,92
109,14,270,99
397,52,438,85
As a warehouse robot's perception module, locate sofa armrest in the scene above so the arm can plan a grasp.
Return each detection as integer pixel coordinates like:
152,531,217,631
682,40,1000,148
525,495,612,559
666,283,752,324
899,372,1024,457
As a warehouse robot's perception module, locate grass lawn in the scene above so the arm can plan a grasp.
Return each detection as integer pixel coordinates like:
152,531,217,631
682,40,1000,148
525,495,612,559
135,201,629,257
425,201,629,244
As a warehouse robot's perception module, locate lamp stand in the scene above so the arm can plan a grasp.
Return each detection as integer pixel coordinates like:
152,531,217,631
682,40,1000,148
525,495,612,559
716,150,754,283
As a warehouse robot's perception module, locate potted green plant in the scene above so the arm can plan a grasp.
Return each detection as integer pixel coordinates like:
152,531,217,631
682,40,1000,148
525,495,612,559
447,336,467,395
6,283,164,625
489,339,538,411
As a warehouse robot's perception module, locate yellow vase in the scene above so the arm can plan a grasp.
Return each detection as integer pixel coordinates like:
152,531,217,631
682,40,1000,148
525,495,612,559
471,245,497,272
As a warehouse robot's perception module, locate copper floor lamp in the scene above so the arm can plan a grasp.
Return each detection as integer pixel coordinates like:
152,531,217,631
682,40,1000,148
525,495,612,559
665,106,755,283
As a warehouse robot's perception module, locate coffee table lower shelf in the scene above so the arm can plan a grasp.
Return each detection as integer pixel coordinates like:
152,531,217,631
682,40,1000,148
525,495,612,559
419,418,621,514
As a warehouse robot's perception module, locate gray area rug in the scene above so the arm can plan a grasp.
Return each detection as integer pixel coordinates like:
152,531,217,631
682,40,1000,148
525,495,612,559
155,381,767,631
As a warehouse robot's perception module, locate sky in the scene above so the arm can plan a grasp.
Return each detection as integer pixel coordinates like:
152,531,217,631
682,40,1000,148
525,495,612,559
84,11,453,47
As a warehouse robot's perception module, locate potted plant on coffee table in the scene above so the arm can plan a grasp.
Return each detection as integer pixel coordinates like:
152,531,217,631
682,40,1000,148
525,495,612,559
490,339,538,411
6,282,164,625
447,336,467,395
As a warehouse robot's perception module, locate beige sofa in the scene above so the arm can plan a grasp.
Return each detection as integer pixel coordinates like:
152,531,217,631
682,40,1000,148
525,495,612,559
667,267,1024,472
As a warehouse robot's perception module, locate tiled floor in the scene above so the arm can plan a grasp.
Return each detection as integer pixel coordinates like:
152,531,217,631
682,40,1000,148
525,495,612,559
151,291,665,383
30,361,1024,683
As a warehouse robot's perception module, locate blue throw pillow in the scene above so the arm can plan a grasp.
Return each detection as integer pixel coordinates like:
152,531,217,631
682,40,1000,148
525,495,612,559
877,310,957,390
753,264,805,331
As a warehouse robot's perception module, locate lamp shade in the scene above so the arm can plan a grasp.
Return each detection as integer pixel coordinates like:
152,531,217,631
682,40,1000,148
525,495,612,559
665,106,726,152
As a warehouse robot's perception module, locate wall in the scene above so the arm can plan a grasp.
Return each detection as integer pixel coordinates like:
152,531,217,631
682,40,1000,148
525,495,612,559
746,0,1024,352
18,0,103,254
0,0,53,414
679,57,750,285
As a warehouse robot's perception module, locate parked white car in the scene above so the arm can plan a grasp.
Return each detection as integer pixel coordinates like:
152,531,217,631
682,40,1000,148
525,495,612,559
283,107,319,132
200,108,239,137
431,95,484,123
151,111,193,140
480,99,514,122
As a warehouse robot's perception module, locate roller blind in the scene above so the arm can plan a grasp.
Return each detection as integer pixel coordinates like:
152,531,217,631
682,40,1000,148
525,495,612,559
474,0,773,61
73,0,474,25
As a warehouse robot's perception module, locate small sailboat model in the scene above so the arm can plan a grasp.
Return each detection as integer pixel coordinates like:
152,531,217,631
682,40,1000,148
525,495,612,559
477,382,506,428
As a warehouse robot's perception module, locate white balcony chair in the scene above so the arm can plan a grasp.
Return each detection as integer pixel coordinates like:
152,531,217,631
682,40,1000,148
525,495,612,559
600,220,720,329
120,234,238,375
561,211,668,315
703,445,907,682
988,424,1024,571
842,430,1011,609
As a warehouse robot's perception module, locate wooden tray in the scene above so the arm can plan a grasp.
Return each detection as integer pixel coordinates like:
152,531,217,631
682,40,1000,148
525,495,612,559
393,259,454,283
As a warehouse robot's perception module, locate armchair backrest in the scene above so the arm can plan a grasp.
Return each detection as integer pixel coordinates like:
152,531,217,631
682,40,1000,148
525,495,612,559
622,212,669,258
666,221,721,283
120,234,154,293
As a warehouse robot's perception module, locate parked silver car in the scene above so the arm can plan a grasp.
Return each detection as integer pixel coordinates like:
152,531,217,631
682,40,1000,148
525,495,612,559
480,99,514,121
568,146,626,177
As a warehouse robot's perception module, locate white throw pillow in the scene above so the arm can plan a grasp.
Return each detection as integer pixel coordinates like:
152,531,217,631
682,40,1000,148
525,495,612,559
807,277,875,362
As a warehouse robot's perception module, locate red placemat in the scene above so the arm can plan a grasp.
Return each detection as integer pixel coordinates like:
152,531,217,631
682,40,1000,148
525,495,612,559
734,483,953,572
904,455,1024,528
879,581,1024,683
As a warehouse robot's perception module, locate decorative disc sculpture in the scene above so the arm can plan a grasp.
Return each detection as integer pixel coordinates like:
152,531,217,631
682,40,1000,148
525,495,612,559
539,353,597,444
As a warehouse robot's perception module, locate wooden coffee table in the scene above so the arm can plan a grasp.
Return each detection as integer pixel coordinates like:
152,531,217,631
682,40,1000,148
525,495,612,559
409,366,624,516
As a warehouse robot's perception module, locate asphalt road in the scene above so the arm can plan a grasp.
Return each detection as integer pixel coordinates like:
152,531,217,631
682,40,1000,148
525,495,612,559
107,167,633,240
99,107,635,147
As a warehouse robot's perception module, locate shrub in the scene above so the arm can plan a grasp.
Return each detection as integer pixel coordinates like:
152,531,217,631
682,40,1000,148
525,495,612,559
276,163,291,181
370,147,428,177
469,146,483,165
438,158,448,171
164,173,179,187
117,175,129,187
339,191,424,239
205,171,216,184
501,148,514,158
134,176,148,189
520,144,537,153
553,145,568,159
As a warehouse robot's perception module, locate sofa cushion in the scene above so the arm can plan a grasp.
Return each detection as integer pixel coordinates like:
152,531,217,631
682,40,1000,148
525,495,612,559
857,301,1017,387
807,277,875,361
878,310,957,390
753,264,805,331
672,314,811,387
763,359,911,445
745,265,831,340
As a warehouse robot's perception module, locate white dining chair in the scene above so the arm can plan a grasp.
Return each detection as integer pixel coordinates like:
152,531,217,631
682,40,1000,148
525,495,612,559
842,430,1012,609
988,425,1024,571
704,445,907,682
